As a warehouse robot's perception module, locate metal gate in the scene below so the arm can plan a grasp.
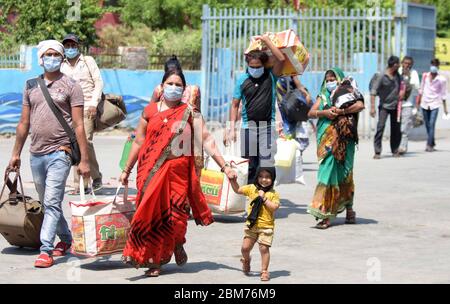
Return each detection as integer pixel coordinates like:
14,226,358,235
405,3,436,74
200,4,396,124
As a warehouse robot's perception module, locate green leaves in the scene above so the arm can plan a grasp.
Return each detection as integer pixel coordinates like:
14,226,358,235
0,0,102,47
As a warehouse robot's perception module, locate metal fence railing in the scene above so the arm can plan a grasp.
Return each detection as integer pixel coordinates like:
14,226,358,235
89,52,201,70
0,52,22,69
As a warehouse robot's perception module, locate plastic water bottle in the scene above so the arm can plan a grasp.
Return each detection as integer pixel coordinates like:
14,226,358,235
119,132,135,171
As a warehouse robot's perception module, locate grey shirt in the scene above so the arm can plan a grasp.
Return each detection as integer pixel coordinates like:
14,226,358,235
370,71,402,110
23,74,84,155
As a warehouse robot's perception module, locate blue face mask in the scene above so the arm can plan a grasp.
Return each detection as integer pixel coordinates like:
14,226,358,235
43,56,62,72
430,66,439,74
326,81,337,92
248,67,265,79
163,85,184,101
65,48,79,59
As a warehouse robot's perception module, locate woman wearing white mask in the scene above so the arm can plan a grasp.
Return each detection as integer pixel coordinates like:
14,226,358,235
307,68,365,229
119,69,237,277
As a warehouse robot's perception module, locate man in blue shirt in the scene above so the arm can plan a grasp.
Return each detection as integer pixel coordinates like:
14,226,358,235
224,34,285,183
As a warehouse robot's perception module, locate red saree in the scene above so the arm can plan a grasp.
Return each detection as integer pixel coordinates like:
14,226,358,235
122,102,213,268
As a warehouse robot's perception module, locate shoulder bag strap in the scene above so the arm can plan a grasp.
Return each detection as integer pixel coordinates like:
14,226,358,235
36,77,77,143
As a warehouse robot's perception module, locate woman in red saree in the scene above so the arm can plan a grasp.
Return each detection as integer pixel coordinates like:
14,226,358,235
120,69,236,277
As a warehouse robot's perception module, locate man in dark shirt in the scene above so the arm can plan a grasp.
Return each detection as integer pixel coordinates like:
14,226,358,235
224,34,285,183
370,56,405,159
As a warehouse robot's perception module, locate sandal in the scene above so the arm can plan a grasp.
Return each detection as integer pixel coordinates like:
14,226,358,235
345,210,356,224
240,257,251,275
145,267,161,277
174,245,188,266
315,219,331,229
260,270,270,281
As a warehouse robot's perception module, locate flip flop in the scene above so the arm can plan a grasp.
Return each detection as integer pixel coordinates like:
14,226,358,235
260,270,270,281
145,267,161,277
315,219,331,229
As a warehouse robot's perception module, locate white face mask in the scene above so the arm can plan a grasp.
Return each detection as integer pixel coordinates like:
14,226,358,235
163,84,183,101
326,81,337,92
43,56,62,72
430,66,439,74
248,66,265,78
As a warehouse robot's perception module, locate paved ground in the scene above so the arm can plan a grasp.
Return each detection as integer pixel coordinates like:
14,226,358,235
1,129,449,284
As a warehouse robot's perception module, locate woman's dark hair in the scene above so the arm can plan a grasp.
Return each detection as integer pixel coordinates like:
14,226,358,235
387,55,400,67
431,58,440,67
245,50,269,65
162,69,186,87
325,70,336,79
164,55,182,73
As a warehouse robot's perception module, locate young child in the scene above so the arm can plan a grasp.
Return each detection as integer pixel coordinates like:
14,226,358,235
230,167,280,281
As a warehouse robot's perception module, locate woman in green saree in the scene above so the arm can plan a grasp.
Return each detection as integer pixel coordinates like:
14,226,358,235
307,68,365,229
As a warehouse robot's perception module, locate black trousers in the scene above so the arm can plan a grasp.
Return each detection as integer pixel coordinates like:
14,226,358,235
373,107,401,155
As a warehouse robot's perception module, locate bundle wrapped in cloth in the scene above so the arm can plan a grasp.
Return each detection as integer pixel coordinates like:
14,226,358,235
245,29,310,76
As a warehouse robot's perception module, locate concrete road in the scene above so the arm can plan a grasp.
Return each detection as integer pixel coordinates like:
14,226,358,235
0,130,449,284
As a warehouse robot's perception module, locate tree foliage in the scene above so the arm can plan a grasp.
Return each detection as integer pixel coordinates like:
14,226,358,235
0,0,102,50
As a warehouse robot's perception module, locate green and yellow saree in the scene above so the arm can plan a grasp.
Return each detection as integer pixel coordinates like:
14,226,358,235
308,68,357,220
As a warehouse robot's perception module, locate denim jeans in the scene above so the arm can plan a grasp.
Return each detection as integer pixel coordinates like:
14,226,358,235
240,124,277,184
422,108,439,147
30,150,72,254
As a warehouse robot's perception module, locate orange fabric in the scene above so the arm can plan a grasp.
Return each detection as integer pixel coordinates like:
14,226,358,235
122,102,213,267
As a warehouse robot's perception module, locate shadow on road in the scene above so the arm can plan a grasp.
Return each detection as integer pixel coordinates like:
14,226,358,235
94,187,138,196
310,217,378,229
79,257,133,271
1,246,39,256
213,214,246,223
276,199,308,219
247,270,290,279
126,261,243,281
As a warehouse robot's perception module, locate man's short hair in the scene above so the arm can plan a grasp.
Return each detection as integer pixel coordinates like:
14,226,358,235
245,50,269,65
431,58,440,67
402,56,414,66
388,56,400,67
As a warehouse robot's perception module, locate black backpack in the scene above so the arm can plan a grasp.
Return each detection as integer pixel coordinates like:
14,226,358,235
279,78,310,123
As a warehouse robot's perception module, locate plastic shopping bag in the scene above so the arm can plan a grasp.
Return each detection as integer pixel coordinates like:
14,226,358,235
70,177,136,257
200,155,249,214
274,138,297,168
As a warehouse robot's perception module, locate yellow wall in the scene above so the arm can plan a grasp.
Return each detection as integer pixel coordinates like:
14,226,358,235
436,38,450,71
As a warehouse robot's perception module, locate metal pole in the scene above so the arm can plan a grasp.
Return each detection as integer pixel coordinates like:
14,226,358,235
201,4,209,116
394,0,403,56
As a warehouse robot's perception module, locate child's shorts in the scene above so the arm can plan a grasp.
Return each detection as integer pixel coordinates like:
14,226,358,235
244,226,274,247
